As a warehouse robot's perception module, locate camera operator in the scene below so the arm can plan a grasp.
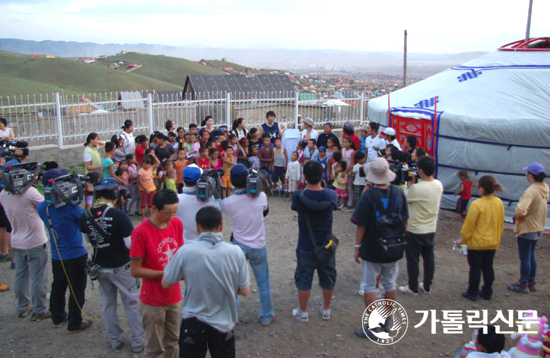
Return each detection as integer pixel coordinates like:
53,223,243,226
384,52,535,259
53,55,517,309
36,169,90,331
222,164,274,326
0,160,50,320
175,165,220,244
0,157,15,270
79,178,145,352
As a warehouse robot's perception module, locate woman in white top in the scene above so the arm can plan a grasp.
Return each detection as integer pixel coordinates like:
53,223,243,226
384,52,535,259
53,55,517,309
0,118,15,140
231,117,248,140
301,117,319,141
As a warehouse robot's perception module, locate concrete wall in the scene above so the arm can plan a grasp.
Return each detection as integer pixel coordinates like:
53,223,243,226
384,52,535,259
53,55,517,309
29,144,87,169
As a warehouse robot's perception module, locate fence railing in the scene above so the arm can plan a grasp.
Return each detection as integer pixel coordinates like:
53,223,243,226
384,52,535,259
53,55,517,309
0,91,371,148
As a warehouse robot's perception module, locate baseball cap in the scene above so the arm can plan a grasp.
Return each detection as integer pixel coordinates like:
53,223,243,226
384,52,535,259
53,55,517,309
522,163,545,176
94,178,120,192
230,164,249,184
381,127,396,136
42,169,69,185
122,119,133,129
343,121,354,131
218,127,227,133
318,146,327,152
183,164,202,182
360,124,369,132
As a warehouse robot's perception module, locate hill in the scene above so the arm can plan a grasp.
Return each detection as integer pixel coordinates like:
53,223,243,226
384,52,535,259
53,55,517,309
95,53,225,87
205,60,249,72
0,52,181,97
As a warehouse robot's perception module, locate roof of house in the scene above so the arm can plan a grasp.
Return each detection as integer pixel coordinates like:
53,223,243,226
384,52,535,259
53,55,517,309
183,74,295,99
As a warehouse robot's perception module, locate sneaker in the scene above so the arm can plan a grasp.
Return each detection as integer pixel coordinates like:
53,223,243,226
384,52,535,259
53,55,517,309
477,289,492,301
135,211,141,216
292,308,309,323
67,319,93,334
528,281,537,292
53,316,68,328
261,315,275,327
507,282,529,294
398,285,418,295
0,251,11,262
18,304,33,318
31,310,52,321
0,283,9,292
320,307,331,321
462,290,477,301
419,283,431,294
354,325,379,341
10,261,15,269
130,345,144,354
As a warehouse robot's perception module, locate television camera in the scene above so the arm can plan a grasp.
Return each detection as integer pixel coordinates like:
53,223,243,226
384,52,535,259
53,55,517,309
246,167,274,198
0,140,29,159
197,169,224,202
388,160,417,186
43,173,92,208
0,161,42,194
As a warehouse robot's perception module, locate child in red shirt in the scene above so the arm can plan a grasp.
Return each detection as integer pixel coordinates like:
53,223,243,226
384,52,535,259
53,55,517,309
196,147,210,170
135,135,149,166
454,170,478,218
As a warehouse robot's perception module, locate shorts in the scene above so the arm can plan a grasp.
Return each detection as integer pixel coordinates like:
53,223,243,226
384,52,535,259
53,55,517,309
222,174,232,188
361,260,398,293
0,206,12,233
272,166,285,184
288,180,299,193
295,249,337,291
335,188,348,198
140,190,155,209
456,198,470,214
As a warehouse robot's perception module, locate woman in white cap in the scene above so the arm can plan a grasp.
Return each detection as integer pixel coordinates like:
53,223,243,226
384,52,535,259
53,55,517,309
120,119,136,155
301,117,318,142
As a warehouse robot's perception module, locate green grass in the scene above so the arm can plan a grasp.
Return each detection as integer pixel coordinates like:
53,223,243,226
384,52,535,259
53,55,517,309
206,60,249,72
96,53,226,87
0,52,181,97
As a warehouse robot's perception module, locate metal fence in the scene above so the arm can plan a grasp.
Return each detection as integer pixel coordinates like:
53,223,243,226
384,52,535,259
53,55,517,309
0,91,371,148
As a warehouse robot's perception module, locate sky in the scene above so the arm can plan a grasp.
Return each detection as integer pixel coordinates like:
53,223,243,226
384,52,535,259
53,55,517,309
1,0,549,53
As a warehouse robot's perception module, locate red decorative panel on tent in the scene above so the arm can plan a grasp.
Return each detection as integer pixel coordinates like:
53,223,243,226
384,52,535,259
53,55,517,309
391,115,433,156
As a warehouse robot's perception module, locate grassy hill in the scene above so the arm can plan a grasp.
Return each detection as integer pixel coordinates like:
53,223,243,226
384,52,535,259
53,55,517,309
0,52,181,97
206,60,249,72
96,53,226,87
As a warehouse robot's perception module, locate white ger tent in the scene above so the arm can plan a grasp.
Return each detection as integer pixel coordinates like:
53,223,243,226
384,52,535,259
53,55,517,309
367,39,550,222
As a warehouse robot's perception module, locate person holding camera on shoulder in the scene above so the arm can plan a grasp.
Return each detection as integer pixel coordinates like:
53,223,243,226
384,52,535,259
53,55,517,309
36,169,90,332
221,164,274,326
79,178,145,352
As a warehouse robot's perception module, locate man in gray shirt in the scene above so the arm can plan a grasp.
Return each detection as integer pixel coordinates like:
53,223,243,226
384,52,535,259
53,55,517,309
162,206,250,357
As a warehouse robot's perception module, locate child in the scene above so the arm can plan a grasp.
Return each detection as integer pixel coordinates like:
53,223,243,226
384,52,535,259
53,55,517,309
209,148,222,170
260,133,275,149
296,140,307,163
103,142,127,187
126,154,141,215
158,160,174,189
175,148,188,193
454,325,509,358
138,156,160,220
200,130,211,147
167,131,178,150
285,151,301,202
248,128,261,153
164,168,177,192
248,146,261,170
304,138,319,161
115,164,129,212
183,133,193,154
272,137,287,196
188,134,200,159
317,146,329,184
221,146,236,198
135,135,149,166
330,151,343,188
228,134,238,152
341,136,356,208
259,135,274,172
197,147,210,170
455,176,504,301
188,123,198,136
333,161,348,210
299,157,309,191
236,137,249,167
455,170,478,218
352,152,367,207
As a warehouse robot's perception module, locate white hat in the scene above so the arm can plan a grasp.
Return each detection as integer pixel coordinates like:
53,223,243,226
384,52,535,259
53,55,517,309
302,117,315,127
365,158,396,184
380,127,396,136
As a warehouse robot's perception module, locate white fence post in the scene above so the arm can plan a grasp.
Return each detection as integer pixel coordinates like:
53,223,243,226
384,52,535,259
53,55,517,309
55,92,64,148
226,93,231,128
294,92,299,128
147,93,153,133
360,92,365,125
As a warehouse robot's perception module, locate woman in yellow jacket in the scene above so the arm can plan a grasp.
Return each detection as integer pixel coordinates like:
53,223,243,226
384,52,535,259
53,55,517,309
455,176,504,301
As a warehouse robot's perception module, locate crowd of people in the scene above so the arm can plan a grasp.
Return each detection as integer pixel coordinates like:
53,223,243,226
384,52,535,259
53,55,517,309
0,112,547,357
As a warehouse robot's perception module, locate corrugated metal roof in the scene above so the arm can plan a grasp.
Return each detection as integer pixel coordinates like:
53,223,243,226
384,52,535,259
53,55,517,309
119,91,145,110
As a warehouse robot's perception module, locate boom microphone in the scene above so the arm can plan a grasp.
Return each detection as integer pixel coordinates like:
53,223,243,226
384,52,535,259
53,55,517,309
13,141,28,148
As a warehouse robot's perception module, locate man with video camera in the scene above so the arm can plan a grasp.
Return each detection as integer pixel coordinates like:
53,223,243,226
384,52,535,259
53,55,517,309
221,164,274,326
79,178,145,352
37,168,90,332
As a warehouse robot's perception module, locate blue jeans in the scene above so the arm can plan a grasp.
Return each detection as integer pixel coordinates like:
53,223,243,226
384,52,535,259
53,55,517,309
233,240,274,324
517,236,539,285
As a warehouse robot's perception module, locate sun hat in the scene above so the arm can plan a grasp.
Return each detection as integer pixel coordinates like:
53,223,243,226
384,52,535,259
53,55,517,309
302,117,315,127
365,158,396,184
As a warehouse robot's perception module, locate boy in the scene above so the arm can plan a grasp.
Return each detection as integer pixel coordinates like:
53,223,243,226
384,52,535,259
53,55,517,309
221,146,236,198
197,147,210,170
352,152,367,207
272,137,287,197
162,207,250,358
285,151,301,202
457,325,508,357
259,135,274,171
317,146,329,184
188,123,198,136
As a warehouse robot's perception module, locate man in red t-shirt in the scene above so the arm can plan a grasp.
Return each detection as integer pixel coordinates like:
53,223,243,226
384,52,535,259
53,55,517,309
130,189,183,358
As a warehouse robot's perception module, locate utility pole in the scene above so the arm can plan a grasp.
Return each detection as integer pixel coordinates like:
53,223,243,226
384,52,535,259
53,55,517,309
525,0,534,41
403,30,408,88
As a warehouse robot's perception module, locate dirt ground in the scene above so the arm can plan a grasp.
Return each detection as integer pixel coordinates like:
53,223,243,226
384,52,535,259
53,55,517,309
0,195,548,358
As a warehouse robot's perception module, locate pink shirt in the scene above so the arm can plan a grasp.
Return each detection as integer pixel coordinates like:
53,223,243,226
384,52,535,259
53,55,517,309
0,187,48,250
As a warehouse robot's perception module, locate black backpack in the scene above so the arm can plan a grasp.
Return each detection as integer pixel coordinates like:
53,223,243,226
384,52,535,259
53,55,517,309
370,185,407,262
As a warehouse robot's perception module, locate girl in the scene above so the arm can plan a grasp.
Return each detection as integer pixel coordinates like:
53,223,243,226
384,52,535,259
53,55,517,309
138,156,160,220
126,154,141,215
236,137,249,167
157,160,174,190
200,130,211,147
248,146,261,170
222,146,236,198
231,117,248,140
175,148,188,193
296,140,307,164
248,128,262,153
326,136,341,167
164,168,177,192
341,136,356,208
115,160,129,212
209,148,222,170
332,161,348,210
188,134,200,158
102,142,127,187
111,134,127,161
83,132,106,208
134,135,149,166
455,170,478,218
455,176,504,301
176,126,186,150
330,152,343,188
228,134,239,152
165,120,176,134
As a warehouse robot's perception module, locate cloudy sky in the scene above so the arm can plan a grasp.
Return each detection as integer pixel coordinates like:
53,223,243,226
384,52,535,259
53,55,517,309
1,0,548,53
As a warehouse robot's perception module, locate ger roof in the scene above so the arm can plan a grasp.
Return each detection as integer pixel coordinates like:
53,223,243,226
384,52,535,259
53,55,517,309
183,74,295,99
